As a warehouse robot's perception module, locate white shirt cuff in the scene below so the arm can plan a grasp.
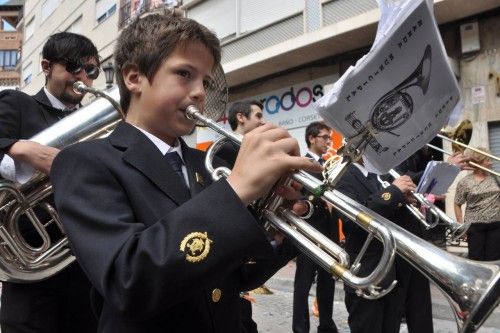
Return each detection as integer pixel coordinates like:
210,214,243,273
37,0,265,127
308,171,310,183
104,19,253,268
0,153,36,184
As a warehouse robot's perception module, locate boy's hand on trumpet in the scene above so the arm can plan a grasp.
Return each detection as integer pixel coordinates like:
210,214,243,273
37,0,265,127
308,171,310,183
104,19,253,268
227,123,322,206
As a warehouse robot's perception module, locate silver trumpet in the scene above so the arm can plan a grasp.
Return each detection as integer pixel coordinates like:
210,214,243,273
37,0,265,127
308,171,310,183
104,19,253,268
376,174,440,229
185,104,499,332
378,169,470,241
186,105,398,299
0,83,121,282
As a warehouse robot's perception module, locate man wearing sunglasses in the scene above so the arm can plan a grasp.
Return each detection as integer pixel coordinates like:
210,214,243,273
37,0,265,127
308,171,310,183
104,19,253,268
0,32,99,333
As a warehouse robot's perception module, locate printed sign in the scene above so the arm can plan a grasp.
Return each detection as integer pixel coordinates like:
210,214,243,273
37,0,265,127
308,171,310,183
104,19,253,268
196,75,338,149
471,86,486,105
314,0,461,173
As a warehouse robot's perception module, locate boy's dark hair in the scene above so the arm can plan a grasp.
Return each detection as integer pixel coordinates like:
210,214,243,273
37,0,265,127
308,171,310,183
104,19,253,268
305,121,330,148
115,12,222,113
227,100,263,130
42,32,99,65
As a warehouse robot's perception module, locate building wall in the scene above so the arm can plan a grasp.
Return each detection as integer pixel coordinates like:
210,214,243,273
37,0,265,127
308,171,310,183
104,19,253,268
21,0,119,95
0,30,21,86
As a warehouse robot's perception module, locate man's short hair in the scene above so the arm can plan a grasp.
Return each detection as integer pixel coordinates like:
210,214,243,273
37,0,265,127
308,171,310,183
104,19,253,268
42,32,99,65
115,12,221,113
305,121,330,148
227,100,263,130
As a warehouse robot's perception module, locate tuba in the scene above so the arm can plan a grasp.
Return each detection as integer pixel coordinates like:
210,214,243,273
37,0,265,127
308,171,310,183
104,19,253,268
0,85,121,282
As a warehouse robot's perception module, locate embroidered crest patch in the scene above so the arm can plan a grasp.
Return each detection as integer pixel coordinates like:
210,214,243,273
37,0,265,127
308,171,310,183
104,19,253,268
180,232,212,263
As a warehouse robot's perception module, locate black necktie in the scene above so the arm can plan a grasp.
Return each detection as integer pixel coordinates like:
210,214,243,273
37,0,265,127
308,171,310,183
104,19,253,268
165,152,186,184
367,172,381,191
53,107,75,120
63,107,77,113
164,152,189,190
318,157,325,165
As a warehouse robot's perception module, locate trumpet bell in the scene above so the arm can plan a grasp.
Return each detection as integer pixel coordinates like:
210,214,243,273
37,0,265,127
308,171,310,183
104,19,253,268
451,260,500,332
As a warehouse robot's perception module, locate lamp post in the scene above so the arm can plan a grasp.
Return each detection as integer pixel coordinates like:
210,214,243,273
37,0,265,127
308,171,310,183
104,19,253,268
102,62,115,89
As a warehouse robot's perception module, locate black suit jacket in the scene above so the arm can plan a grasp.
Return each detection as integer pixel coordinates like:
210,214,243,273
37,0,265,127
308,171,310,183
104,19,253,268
51,122,290,333
0,88,68,157
335,165,406,292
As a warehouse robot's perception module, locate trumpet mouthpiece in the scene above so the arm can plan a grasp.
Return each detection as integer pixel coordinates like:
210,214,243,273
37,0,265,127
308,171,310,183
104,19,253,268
73,81,86,95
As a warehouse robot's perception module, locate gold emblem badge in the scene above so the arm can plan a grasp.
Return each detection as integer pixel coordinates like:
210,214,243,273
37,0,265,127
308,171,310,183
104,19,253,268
381,192,392,201
180,232,212,263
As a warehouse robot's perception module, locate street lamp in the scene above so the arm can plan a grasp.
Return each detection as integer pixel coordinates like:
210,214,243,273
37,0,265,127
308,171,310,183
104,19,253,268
102,62,115,89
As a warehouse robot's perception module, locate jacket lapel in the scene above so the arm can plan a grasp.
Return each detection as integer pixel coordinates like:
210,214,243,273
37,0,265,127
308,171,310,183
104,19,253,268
350,165,377,195
32,88,63,125
110,122,191,205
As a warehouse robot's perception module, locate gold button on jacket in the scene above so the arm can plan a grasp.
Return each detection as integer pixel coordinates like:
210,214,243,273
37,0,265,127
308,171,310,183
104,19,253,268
211,288,222,302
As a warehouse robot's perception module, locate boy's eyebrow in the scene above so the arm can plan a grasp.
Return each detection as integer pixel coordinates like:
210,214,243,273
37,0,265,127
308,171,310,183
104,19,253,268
177,63,214,80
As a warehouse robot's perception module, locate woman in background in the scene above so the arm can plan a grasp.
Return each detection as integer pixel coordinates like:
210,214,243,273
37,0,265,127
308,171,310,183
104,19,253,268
454,147,500,261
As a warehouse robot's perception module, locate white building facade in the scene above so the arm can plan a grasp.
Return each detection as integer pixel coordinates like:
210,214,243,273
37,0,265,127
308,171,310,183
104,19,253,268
19,0,500,166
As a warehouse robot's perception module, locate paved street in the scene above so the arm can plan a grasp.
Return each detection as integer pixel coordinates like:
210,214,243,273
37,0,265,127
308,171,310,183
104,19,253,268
251,260,500,333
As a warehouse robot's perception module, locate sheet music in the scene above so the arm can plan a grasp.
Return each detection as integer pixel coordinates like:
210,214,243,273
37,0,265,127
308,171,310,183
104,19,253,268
313,0,461,174
416,161,460,195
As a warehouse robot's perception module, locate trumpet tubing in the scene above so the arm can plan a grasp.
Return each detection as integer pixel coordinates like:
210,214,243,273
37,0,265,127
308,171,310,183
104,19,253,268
189,105,397,298
437,133,500,163
191,104,499,332
387,169,469,240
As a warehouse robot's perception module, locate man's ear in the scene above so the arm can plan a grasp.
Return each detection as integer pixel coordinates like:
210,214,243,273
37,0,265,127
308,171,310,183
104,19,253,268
122,63,144,94
236,112,246,124
41,59,51,76
307,134,314,146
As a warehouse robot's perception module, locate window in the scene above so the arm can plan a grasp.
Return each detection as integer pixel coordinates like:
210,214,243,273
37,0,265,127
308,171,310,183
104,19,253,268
41,0,58,22
187,0,236,40
96,0,117,24
488,121,500,172
65,16,82,34
25,17,35,41
0,50,19,69
240,0,303,34
23,62,33,86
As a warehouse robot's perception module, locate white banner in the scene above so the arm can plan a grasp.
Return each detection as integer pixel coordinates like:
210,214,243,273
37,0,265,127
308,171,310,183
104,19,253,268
314,0,461,173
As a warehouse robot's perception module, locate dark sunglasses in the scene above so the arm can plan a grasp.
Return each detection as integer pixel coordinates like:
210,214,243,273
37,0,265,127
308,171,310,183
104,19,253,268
55,58,100,80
